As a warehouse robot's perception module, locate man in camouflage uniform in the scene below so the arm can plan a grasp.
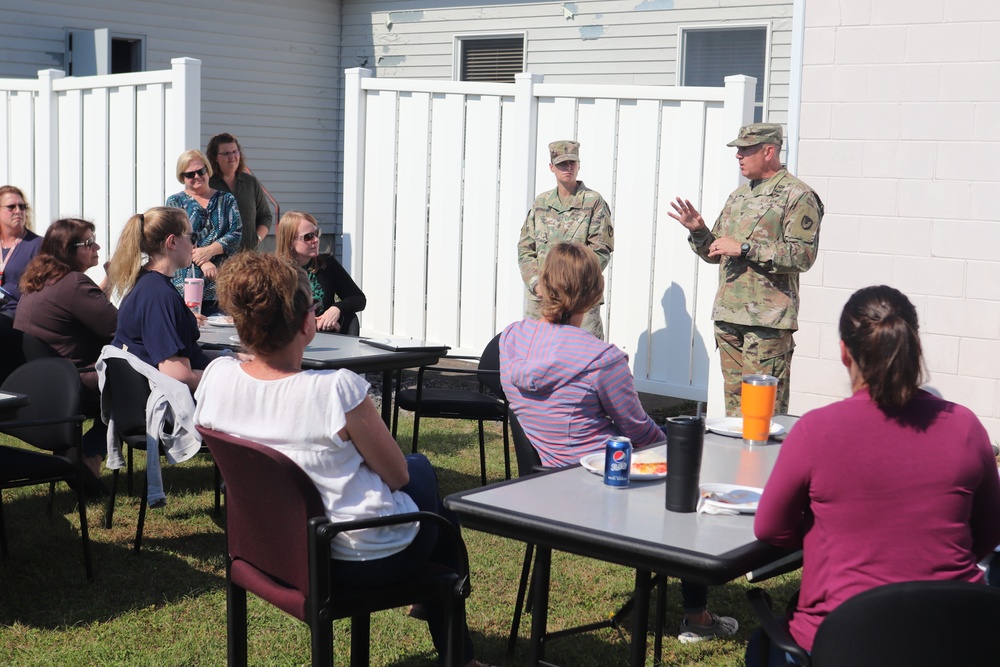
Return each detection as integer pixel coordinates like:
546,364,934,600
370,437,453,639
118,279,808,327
518,140,614,339
668,123,824,415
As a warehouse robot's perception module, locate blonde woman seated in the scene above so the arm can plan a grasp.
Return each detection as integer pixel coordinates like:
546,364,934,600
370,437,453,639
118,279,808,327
275,211,365,334
106,207,210,392
500,241,737,643
194,252,492,667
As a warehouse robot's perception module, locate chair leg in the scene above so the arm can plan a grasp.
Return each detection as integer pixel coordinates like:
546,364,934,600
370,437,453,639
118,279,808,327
391,369,402,438
214,463,222,517
509,542,535,654
46,480,57,516
0,492,7,560
349,613,370,667
501,416,511,480
477,420,487,486
653,574,667,666
448,588,467,667
134,474,148,554
126,445,134,496
104,468,119,529
73,479,94,581
227,577,249,667
411,411,421,454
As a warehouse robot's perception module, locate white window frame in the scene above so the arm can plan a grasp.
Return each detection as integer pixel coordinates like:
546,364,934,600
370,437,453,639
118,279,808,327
676,23,772,123
452,32,527,83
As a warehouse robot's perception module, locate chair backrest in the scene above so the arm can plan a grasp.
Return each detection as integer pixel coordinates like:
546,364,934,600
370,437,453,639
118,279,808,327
197,427,327,598
510,410,543,478
811,580,1000,666
0,357,81,452
103,358,153,439
0,325,27,385
477,332,504,398
21,332,60,361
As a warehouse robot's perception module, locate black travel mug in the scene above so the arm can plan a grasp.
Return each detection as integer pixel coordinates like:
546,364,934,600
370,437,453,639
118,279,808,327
665,416,705,513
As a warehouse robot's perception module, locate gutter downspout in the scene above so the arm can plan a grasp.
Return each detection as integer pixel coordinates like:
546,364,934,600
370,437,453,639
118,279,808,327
787,0,806,174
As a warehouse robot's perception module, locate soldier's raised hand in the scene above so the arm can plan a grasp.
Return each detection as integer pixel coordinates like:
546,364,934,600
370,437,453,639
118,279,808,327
667,197,707,233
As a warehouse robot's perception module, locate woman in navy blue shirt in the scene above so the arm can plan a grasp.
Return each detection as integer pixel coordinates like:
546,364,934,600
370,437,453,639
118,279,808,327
107,206,209,392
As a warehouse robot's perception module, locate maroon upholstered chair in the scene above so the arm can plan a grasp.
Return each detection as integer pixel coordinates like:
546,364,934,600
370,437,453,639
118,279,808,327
197,426,470,667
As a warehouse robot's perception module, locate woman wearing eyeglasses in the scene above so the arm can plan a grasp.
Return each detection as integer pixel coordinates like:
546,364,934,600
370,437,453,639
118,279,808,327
166,149,242,316
106,207,211,392
15,218,118,487
275,211,366,334
0,185,43,323
206,132,272,252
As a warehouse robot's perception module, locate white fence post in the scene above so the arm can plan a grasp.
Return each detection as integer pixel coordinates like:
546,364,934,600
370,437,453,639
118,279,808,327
168,58,201,194
702,74,758,418
343,67,372,279
499,72,543,329
34,69,64,234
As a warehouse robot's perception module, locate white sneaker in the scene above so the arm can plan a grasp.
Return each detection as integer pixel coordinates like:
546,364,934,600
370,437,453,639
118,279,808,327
677,612,739,643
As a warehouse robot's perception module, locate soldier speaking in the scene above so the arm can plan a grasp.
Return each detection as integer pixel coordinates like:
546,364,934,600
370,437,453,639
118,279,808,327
667,123,824,415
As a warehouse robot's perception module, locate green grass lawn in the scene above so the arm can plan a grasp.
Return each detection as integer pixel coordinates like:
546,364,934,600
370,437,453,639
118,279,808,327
0,413,801,666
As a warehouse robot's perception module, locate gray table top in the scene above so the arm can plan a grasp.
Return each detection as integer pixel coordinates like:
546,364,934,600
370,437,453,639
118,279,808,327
446,419,797,585
197,325,447,374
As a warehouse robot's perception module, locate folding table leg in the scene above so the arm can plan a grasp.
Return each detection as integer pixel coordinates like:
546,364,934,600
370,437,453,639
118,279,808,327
629,569,652,667
528,546,552,667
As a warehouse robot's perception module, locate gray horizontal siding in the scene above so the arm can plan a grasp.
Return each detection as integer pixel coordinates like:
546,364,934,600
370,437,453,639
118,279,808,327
0,0,344,243
342,0,793,124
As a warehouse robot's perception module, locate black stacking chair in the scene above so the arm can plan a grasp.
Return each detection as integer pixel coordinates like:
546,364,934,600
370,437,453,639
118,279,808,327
0,358,93,580
101,357,220,553
747,579,1000,666
392,333,510,485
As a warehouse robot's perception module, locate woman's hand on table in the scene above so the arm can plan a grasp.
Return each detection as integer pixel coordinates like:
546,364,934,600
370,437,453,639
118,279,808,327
316,306,341,332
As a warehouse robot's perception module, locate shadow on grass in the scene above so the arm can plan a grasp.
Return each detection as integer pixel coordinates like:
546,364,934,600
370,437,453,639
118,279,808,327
0,488,224,630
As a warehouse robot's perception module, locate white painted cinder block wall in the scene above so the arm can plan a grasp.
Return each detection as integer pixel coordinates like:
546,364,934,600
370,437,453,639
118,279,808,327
792,0,1000,444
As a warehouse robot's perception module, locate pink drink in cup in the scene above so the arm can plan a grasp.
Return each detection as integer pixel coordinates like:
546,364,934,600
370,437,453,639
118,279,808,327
184,276,204,315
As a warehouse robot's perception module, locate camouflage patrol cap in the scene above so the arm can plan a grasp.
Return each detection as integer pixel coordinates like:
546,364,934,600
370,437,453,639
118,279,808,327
549,140,580,165
726,123,783,148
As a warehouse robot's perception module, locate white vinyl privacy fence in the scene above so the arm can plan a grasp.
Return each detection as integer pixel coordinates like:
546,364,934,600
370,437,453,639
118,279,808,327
0,58,200,261
344,69,755,404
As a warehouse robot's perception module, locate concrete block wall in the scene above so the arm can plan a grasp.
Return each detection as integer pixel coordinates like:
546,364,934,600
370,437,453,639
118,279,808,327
793,0,1000,444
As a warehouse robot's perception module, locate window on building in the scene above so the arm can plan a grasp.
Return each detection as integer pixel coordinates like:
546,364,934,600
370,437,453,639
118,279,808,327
680,26,767,123
67,29,145,76
456,36,525,83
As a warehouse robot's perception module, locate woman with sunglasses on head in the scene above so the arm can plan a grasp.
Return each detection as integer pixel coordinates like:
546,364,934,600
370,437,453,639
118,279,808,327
15,218,118,486
206,132,272,252
195,252,493,667
0,185,43,323
106,207,211,391
166,149,242,316
275,211,366,335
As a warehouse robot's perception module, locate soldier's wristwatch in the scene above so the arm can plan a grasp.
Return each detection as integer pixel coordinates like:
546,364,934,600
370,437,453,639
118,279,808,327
740,242,751,259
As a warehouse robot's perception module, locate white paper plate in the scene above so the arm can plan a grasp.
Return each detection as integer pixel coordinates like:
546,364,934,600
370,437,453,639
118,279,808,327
228,334,240,343
579,450,667,481
704,417,785,439
206,315,234,327
699,483,763,514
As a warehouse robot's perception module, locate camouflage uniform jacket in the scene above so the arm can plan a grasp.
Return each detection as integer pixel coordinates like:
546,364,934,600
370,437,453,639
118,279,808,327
688,169,823,330
517,181,614,300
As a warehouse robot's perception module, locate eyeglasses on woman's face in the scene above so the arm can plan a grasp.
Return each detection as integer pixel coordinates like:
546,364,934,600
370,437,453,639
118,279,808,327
218,150,240,158
4,203,27,212
182,167,208,179
296,231,321,243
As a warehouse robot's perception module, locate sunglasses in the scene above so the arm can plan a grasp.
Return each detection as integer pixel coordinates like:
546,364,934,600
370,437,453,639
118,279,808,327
296,231,321,243
73,237,97,248
181,167,208,179
185,232,198,243
4,203,27,212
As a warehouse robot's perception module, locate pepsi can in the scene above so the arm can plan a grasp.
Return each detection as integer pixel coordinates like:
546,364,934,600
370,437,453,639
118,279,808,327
603,436,632,488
